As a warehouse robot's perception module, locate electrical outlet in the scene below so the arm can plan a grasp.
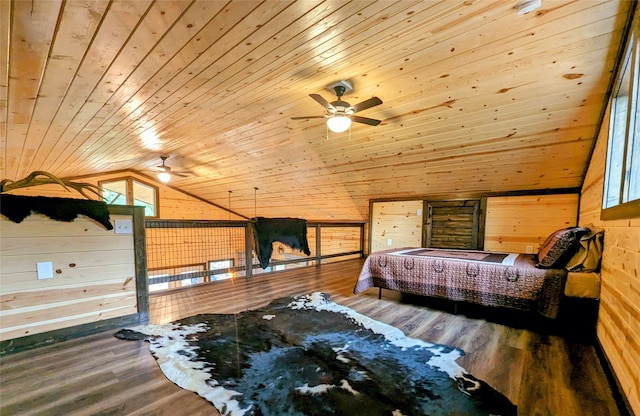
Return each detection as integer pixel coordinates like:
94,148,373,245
115,219,133,234
387,239,392,246
36,262,54,280
525,245,534,254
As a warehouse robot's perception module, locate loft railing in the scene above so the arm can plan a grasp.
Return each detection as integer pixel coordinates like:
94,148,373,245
144,219,364,292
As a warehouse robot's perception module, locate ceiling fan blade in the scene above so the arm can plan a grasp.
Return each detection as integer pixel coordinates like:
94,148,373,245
351,115,382,126
309,94,334,111
350,97,383,113
291,115,327,120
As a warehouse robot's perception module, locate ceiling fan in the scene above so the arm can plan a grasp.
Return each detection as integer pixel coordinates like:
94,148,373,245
291,81,383,132
155,155,192,183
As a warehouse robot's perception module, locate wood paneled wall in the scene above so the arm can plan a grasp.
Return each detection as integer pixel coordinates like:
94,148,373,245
370,200,423,252
158,182,245,220
484,194,579,253
316,226,364,264
370,195,579,254
319,226,362,255
0,180,363,343
579,106,640,414
0,214,137,341
6,171,245,220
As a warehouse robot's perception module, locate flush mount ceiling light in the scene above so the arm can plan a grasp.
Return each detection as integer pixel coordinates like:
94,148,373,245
515,0,541,14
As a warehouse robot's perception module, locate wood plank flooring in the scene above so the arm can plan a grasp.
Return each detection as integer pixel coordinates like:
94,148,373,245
0,259,621,415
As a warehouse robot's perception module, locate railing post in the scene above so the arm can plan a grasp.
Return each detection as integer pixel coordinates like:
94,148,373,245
315,223,321,267
245,222,253,277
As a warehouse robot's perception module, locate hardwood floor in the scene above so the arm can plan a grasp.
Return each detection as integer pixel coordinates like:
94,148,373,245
0,259,621,415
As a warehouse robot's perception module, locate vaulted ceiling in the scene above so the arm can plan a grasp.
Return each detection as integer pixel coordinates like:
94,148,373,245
1,0,633,221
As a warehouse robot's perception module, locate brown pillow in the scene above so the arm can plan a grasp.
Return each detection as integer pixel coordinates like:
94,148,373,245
537,227,590,268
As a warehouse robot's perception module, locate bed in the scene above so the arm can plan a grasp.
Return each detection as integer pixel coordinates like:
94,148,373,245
354,227,604,320
354,247,568,318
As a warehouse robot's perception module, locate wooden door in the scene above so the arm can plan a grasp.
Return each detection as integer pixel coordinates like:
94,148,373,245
423,200,485,249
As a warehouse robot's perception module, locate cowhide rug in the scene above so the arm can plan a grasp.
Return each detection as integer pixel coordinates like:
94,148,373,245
115,293,516,416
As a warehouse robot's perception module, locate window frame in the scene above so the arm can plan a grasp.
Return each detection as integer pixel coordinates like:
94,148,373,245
602,10,640,220
208,259,235,281
99,176,160,218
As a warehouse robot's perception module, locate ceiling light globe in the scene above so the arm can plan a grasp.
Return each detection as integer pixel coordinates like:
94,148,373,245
327,115,351,133
157,172,171,183
515,0,541,14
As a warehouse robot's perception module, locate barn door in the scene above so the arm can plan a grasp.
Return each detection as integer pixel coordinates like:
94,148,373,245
423,200,484,249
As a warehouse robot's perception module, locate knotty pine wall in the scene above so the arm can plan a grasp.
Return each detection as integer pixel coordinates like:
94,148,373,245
370,195,579,254
484,194,579,253
0,172,233,344
370,201,424,253
7,171,246,220
579,106,639,414
316,226,364,264
0,213,137,342
1,175,363,343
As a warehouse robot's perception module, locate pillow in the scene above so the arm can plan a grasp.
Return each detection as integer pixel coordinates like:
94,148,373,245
565,228,604,272
537,227,590,268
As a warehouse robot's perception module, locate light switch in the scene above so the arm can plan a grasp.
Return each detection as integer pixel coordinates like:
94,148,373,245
36,262,54,280
114,219,133,234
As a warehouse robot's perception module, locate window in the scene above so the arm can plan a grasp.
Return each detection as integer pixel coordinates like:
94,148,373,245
149,274,170,292
179,270,204,286
100,177,159,217
208,259,234,281
603,13,640,219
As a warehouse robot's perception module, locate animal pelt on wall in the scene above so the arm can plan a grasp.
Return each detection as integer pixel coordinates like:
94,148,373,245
252,217,311,269
0,194,114,230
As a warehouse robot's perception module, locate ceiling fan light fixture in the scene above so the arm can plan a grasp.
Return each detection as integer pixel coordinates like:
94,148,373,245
327,115,351,133
157,171,171,183
515,0,541,14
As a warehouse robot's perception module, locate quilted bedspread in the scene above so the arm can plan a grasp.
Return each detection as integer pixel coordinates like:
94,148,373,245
354,248,567,318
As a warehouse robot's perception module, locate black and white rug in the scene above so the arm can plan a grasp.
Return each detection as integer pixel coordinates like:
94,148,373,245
115,293,516,416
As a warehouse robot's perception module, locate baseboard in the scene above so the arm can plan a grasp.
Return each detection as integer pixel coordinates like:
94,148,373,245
594,336,635,416
0,313,144,357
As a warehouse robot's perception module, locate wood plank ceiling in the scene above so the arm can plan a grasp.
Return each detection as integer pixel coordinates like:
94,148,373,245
0,0,632,221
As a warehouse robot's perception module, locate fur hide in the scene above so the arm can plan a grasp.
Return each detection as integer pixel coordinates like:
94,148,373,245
0,194,113,230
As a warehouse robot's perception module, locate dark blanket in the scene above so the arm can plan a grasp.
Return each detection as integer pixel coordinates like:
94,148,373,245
115,293,516,415
252,217,311,268
0,194,113,230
